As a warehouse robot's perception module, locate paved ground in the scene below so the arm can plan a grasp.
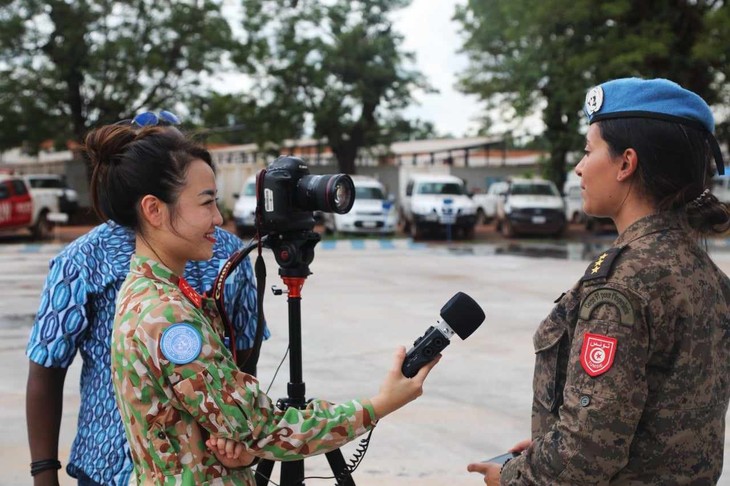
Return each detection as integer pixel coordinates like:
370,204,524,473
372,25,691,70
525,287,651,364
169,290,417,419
1,226,729,485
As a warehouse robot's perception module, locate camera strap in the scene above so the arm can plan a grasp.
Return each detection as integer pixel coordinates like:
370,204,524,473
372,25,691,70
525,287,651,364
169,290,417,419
209,239,264,374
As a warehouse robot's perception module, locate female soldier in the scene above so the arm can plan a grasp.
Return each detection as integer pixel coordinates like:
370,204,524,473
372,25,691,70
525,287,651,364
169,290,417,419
86,123,439,485
469,78,730,484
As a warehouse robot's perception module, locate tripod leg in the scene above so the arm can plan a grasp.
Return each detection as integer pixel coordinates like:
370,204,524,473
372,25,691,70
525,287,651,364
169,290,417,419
281,459,305,486
255,459,275,486
325,449,356,486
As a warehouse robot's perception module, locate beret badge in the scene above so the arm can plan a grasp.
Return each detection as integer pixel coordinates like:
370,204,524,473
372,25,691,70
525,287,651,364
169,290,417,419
584,86,604,116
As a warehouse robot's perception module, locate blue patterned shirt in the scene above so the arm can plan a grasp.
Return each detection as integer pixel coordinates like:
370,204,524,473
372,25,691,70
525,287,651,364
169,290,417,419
26,221,266,485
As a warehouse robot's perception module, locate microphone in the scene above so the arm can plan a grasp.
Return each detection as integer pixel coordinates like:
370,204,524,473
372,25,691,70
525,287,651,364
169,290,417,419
401,292,485,378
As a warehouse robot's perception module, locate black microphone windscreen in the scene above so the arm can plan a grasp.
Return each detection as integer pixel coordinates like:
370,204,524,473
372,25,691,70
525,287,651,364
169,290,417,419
440,292,485,340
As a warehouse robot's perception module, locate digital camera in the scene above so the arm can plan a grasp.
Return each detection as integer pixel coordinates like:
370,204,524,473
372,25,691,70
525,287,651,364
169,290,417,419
255,156,355,234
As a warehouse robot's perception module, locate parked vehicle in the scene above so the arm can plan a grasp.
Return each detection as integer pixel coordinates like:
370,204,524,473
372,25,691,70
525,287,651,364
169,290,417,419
496,178,566,237
563,178,615,233
0,174,57,239
322,176,397,235
471,181,508,225
232,174,257,237
563,179,585,224
23,174,79,217
400,173,478,240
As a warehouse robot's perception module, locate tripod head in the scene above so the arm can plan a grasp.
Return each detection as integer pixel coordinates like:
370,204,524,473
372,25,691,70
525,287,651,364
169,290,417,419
263,229,321,280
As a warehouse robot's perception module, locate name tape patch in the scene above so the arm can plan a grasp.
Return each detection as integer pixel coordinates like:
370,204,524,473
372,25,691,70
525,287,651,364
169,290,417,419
160,323,202,365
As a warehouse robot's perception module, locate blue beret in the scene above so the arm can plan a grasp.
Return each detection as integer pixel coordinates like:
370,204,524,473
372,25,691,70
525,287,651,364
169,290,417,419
584,77,724,174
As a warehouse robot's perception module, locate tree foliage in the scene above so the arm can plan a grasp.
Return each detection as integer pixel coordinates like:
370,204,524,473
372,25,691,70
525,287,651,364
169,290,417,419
456,0,730,191
239,0,429,173
0,0,236,152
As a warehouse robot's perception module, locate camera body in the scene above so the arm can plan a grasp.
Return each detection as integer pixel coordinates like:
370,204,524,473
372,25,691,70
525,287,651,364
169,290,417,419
256,156,356,235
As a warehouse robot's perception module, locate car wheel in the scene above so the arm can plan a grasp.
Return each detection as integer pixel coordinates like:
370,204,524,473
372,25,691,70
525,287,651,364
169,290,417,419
410,222,423,240
586,218,595,232
476,208,486,225
461,225,476,240
402,217,411,234
31,211,53,240
500,219,515,238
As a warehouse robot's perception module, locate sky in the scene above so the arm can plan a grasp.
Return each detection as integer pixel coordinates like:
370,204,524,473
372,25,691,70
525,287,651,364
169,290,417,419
394,1,544,139
392,0,483,138
217,0,543,139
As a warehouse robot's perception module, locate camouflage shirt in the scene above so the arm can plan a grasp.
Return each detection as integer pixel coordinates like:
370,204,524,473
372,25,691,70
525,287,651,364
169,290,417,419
502,212,730,485
112,256,376,485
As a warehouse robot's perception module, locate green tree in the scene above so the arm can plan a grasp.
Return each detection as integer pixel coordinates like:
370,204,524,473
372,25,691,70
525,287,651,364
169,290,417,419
188,91,305,148
239,0,430,174
0,0,236,152
455,0,730,191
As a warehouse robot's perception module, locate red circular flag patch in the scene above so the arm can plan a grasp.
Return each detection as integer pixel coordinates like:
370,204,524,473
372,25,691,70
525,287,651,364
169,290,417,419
580,333,618,377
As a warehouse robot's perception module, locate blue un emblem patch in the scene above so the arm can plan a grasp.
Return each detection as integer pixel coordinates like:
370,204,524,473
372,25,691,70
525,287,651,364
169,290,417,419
160,323,203,365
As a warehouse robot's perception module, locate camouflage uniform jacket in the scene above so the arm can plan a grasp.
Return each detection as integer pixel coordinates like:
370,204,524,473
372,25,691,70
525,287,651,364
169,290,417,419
112,256,376,486
502,212,730,485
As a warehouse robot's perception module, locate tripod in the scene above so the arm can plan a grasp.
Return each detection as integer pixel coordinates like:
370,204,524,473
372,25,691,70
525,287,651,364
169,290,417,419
255,231,355,486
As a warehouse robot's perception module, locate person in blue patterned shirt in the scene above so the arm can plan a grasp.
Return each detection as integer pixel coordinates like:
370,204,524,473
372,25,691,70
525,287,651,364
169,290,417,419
26,221,265,486
25,112,266,486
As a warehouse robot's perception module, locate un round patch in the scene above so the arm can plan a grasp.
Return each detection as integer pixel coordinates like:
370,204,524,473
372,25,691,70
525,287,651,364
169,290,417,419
160,323,202,365
585,86,604,115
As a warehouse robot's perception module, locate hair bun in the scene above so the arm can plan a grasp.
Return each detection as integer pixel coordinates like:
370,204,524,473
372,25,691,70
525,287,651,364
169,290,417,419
84,125,138,168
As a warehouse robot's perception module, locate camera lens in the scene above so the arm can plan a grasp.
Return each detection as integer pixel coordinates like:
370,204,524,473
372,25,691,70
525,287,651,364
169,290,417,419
297,174,355,214
331,176,355,212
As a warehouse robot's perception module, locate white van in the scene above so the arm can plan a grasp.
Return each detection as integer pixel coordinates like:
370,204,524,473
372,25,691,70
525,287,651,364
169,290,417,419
322,176,396,235
232,174,257,236
400,173,478,239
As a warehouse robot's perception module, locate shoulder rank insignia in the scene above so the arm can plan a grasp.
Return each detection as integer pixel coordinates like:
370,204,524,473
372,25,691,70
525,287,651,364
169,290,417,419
580,332,617,377
160,323,202,365
581,247,625,282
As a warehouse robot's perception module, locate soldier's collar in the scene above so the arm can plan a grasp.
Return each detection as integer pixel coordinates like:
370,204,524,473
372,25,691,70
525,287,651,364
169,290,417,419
131,255,176,282
131,255,203,308
614,211,682,248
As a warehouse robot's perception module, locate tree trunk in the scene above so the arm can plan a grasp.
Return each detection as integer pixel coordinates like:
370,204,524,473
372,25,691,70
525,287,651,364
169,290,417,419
332,141,358,175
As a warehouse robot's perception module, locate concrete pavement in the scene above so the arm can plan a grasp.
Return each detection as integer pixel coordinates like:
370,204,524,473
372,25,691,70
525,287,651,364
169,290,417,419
1,237,729,485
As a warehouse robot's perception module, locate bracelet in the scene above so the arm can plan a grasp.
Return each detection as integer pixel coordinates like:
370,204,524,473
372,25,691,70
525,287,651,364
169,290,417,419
30,459,61,476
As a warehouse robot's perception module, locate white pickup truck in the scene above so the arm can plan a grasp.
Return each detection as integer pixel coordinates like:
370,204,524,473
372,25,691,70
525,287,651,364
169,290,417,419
0,174,63,239
400,173,478,240
471,181,508,224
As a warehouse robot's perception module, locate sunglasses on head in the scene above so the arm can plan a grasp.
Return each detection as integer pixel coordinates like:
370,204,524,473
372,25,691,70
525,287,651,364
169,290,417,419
116,110,181,127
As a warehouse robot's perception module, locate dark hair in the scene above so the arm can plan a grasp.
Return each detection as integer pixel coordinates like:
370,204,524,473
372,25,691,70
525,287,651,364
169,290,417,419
597,118,730,234
86,125,214,231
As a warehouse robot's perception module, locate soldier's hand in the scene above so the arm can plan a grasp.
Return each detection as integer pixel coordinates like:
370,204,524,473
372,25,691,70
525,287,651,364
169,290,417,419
509,438,532,454
467,461,500,485
206,437,256,469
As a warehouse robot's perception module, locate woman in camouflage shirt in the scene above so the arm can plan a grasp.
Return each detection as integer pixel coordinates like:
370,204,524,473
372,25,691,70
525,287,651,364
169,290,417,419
86,123,439,485
470,78,730,485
